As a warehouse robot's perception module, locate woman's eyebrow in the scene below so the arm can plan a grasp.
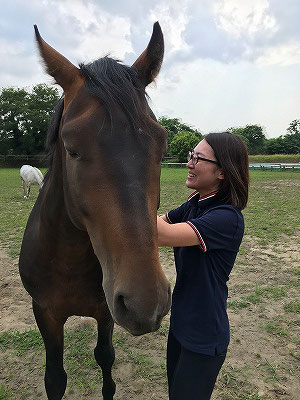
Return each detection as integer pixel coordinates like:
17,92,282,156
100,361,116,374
195,151,206,157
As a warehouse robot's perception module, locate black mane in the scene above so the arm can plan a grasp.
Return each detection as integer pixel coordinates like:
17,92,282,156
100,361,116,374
45,57,149,169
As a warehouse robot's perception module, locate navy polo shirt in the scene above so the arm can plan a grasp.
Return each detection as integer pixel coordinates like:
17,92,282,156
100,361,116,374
166,191,244,356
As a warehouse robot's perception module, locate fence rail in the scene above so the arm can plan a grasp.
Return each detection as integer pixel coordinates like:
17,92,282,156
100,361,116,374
161,162,300,171
0,156,300,171
0,155,46,160
0,155,48,168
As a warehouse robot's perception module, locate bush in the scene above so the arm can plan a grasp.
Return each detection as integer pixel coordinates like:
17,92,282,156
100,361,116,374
169,131,200,162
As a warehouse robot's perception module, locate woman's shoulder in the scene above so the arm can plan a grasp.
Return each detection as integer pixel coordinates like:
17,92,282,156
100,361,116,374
204,203,243,217
202,204,244,230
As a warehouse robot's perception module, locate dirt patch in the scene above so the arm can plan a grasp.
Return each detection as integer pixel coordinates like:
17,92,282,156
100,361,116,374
0,247,36,332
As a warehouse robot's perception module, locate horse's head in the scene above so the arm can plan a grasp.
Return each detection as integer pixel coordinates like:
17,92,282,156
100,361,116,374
35,23,171,335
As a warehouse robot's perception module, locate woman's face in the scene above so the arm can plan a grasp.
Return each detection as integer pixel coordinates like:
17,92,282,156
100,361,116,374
186,139,224,194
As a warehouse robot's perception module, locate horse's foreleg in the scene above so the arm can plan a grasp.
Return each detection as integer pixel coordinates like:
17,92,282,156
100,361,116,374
32,301,67,400
94,306,116,400
27,184,31,199
22,179,27,199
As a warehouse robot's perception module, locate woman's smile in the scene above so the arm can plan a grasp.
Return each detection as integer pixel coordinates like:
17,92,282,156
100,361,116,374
187,171,196,179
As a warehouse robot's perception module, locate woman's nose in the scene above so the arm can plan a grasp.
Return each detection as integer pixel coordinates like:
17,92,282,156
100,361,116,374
186,159,194,168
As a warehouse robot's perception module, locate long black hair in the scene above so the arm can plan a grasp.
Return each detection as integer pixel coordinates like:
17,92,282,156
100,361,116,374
205,132,249,210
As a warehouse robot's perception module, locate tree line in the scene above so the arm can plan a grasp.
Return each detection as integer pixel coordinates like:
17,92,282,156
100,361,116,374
159,118,300,162
0,85,299,161
0,84,60,155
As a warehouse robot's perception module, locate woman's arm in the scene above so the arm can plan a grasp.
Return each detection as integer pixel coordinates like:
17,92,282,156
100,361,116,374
157,216,200,247
160,214,169,222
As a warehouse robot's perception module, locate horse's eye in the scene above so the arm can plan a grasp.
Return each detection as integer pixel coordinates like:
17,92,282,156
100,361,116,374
66,148,80,159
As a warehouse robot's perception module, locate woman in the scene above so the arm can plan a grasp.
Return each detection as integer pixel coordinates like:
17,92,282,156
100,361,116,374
157,132,249,400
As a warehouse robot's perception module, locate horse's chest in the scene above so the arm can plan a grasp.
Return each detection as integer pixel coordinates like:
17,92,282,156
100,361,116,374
34,260,105,315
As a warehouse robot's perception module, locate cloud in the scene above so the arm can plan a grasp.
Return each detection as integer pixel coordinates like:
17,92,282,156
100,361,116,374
213,0,277,38
53,0,133,62
175,0,300,66
255,41,300,66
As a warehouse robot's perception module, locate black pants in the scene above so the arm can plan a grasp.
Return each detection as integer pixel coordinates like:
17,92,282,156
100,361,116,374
167,330,226,400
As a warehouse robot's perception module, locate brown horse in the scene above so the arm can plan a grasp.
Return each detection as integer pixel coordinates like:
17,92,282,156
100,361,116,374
19,23,171,400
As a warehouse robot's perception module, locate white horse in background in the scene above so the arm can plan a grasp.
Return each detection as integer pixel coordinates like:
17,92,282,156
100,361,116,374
20,165,44,199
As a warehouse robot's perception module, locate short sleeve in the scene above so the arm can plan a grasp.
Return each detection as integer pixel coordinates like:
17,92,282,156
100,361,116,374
186,207,244,253
166,202,188,224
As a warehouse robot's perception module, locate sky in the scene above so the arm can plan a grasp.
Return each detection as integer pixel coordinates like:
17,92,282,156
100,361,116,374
1,0,299,138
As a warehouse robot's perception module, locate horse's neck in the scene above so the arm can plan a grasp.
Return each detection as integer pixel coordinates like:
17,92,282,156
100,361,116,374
37,175,43,189
38,154,81,235
38,173,92,258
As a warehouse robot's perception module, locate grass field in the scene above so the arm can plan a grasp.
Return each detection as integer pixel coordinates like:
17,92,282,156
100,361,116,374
0,167,299,399
248,154,300,163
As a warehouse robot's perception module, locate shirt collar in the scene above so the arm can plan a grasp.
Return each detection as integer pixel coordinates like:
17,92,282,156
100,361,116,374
187,190,218,208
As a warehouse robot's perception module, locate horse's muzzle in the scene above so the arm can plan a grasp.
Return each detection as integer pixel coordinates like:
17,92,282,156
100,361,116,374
113,285,171,336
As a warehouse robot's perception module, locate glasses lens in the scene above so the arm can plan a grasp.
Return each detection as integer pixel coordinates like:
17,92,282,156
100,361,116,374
188,152,197,164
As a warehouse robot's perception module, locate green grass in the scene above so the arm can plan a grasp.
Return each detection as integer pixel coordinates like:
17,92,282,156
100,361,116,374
0,326,101,395
0,168,46,257
255,286,287,300
263,359,280,382
0,384,13,400
284,300,300,313
243,171,300,243
244,293,263,304
291,268,300,276
249,154,300,163
265,322,288,336
0,329,43,355
218,364,264,400
227,300,250,309
232,286,288,307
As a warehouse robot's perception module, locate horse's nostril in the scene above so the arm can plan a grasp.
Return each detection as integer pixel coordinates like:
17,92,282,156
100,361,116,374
115,294,128,315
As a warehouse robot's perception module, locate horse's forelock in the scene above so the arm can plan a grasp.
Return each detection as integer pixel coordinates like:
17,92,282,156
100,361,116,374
45,57,152,172
79,57,150,130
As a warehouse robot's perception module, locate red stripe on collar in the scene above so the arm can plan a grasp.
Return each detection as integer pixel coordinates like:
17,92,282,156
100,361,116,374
187,191,199,200
187,190,218,201
199,191,218,201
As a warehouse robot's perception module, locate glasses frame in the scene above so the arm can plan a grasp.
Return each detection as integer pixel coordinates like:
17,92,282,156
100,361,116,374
187,151,219,166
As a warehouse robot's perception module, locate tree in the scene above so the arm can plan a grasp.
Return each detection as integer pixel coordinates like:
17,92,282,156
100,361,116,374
0,84,60,155
287,119,300,135
158,116,202,155
265,119,300,154
228,125,266,154
169,131,200,162
265,136,286,154
24,84,60,154
0,87,28,154
227,127,250,148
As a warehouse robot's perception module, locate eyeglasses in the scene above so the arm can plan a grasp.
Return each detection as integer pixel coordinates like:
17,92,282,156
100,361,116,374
187,151,219,165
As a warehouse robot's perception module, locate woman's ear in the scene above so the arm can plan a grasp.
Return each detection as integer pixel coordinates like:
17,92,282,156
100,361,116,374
217,168,225,181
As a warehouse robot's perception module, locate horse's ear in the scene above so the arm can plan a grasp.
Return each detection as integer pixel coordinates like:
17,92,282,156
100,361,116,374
34,25,81,92
132,22,164,87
